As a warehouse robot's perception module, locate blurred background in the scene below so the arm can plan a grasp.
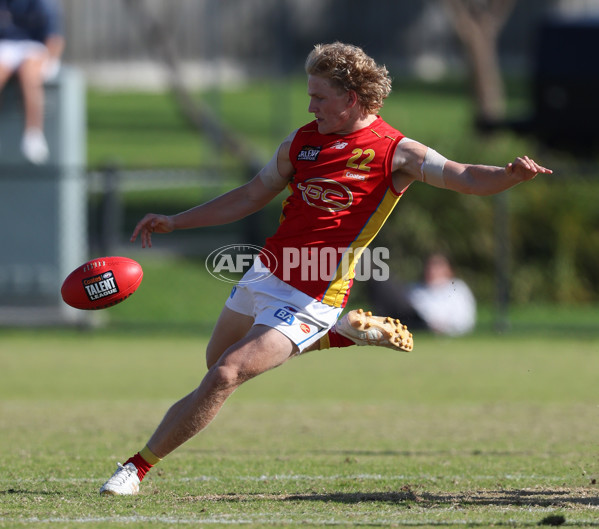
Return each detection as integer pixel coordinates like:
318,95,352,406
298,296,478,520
1,0,598,333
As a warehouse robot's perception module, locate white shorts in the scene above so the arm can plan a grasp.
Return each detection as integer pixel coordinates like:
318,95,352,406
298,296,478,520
225,262,342,352
0,41,47,72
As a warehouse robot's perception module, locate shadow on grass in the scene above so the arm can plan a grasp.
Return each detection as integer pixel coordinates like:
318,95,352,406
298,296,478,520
284,487,599,508
182,487,599,508
0,488,64,496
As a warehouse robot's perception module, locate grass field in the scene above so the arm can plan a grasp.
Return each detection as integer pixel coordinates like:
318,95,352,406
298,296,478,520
1,307,598,527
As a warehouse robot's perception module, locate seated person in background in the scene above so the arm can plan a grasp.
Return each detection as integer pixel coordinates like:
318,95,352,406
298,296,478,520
368,253,476,336
0,0,64,164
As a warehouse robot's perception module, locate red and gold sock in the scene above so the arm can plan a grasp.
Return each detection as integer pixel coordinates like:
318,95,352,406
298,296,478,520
124,445,161,482
319,325,354,350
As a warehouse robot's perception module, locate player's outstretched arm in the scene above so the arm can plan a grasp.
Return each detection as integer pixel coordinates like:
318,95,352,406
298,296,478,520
129,175,283,248
443,156,553,195
391,141,552,196
130,139,295,249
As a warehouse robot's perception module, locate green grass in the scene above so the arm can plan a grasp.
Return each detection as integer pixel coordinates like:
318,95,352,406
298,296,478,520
1,317,598,527
87,91,207,169
86,80,308,169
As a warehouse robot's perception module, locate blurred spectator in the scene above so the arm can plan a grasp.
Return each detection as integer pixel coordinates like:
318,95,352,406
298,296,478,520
368,253,476,336
0,0,64,164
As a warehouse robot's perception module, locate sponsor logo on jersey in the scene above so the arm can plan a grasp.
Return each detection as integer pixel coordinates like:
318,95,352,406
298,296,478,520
344,170,366,181
82,270,119,301
297,178,353,212
331,141,348,150
297,145,322,161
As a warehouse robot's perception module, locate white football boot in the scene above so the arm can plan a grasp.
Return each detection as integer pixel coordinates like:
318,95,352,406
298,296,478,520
99,462,140,495
335,308,414,352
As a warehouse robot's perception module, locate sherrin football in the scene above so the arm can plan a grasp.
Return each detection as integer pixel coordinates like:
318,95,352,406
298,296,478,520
61,256,143,310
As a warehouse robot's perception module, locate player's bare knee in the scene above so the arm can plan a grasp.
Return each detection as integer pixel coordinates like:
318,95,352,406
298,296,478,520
209,363,246,390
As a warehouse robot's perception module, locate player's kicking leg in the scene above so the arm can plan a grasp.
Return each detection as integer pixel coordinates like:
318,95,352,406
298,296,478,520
99,309,410,495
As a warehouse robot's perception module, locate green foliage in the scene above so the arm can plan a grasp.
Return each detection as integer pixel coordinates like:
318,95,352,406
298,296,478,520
376,176,599,304
511,180,599,304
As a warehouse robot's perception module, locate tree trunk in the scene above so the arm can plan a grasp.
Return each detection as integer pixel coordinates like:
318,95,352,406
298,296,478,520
442,0,517,125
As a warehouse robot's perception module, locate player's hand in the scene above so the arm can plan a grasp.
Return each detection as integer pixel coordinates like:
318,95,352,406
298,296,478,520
130,213,175,248
505,156,553,182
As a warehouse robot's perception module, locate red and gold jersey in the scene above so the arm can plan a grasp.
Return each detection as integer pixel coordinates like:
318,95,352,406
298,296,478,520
262,116,406,307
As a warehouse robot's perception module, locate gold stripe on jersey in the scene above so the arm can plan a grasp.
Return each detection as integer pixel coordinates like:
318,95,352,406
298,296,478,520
278,183,293,224
322,188,402,307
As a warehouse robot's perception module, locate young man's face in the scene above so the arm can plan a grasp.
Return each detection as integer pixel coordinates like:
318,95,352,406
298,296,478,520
307,75,354,135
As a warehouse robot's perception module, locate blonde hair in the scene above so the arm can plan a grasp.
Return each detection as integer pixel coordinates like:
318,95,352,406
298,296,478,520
305,42,392,114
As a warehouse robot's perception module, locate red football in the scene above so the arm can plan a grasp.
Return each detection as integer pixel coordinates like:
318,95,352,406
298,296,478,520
61,256,143,310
